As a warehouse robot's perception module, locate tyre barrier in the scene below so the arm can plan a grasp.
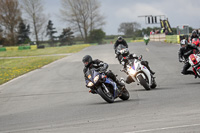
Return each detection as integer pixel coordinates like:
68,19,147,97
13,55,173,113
0,47,6,51
0,45,37,52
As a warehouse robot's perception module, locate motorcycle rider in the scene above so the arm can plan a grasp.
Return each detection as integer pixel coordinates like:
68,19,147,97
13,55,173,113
82,55,125,93
178,39,199,78
190,30,199,42
121,53,155,84
114,36,128,63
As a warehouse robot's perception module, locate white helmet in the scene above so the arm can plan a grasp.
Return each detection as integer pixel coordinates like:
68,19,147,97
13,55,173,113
180,39,188,45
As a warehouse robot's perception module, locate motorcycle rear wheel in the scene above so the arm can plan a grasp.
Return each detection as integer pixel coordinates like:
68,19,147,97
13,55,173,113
150,78,157,89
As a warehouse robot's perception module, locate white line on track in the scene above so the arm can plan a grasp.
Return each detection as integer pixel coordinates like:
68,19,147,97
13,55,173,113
124,123,200,133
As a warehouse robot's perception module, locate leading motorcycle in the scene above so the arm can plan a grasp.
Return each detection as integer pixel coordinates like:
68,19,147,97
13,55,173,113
85,68,130,103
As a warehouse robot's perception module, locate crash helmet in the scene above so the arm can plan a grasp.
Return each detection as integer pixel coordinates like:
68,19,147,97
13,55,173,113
82,55,92,67
118,36,123,41
180,39,188,47
192,30,197,36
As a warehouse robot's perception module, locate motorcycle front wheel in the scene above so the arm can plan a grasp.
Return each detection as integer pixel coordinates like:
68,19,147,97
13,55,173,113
97,86,114,103
137,75,150,90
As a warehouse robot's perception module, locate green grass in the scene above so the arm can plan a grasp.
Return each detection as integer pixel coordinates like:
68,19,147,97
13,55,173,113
0,44,91,85
0,44,90,57
0,56,66,85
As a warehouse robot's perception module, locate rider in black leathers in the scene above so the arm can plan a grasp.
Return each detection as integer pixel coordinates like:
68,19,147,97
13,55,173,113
82,55,124,93
190,30,199,42
114,36,128,63
178,39,199,78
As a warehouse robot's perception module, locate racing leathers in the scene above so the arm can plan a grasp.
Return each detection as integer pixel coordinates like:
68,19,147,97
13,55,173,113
121,54,155,84
178,44,199,77
83,59,124,93
190,34,199,42
114,39,128,63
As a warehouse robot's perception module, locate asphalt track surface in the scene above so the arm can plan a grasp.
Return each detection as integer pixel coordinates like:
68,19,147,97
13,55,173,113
0,42,200,133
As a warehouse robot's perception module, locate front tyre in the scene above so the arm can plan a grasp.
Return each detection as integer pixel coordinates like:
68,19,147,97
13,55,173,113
119,88,130,100
137,75,150,90
97,86,114,103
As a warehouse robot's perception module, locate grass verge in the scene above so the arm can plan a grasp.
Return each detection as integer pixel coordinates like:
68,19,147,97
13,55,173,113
0,44,91,85
0,56,66,85
0,44,90,57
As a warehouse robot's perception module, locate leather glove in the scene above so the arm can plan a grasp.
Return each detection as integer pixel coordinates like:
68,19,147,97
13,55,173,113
179,58,184,62
99,67,106,73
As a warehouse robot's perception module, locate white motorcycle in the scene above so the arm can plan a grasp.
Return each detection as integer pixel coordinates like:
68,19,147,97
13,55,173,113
116,44,156,90
121,55,157,90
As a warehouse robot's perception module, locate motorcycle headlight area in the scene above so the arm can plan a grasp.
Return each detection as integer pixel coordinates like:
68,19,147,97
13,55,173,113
128,67,136,76
87,82,94,87
94,75,100,83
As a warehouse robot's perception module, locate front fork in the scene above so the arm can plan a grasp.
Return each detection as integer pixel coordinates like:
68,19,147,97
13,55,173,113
102,83,118,98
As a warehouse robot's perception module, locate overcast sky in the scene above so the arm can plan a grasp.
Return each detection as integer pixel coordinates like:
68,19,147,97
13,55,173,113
43,0,200,35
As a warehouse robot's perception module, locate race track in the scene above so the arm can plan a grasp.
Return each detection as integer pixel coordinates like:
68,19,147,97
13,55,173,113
0,42,200,133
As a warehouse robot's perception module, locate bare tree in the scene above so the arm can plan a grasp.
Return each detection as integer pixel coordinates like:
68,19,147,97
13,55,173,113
118,22,141,35
60,0,105,43
0,0,21,46
20,0,47,45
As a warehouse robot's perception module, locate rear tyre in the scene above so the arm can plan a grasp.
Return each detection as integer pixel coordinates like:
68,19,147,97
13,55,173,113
97,86,114,103
150,82,157,89
150,78,157,89
137,75,150,90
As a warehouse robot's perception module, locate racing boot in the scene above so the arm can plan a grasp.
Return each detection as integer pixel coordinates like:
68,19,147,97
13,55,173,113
116,79,125,90
150,69,155,75
146,65,155,75
141,61,155,75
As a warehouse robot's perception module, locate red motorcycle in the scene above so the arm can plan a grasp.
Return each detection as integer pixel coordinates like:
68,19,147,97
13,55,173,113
192,38,200,47
188,54,200,78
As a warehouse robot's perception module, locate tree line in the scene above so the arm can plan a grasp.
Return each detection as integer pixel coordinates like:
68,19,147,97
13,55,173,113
0,0,194,46
118,22,194,39
0,0,105,46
